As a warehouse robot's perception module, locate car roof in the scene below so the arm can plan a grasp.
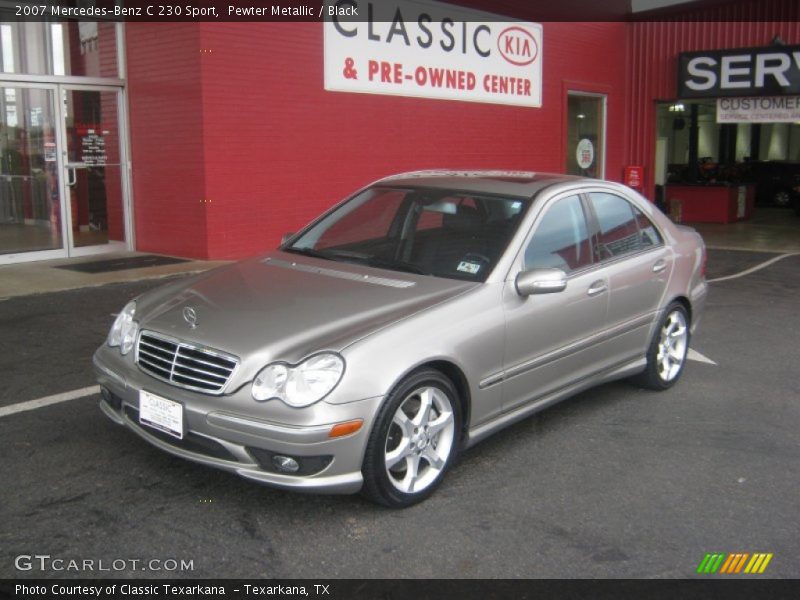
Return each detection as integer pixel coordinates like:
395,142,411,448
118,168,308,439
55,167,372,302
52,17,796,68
375,170,587,198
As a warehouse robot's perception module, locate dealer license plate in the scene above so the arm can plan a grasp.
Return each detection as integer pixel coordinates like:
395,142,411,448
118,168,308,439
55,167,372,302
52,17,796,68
139,390,183,439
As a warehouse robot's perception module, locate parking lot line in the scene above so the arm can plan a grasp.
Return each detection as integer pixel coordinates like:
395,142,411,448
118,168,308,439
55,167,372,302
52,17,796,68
0,385,100,418
687,349,716,365
707,252,798,283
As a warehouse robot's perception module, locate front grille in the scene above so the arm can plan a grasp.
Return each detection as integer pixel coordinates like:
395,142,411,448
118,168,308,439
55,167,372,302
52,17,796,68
136,330,239,394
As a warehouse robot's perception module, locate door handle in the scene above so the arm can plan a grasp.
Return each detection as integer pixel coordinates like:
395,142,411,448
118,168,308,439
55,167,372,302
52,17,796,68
66,167,77,187
652,259,667,274
587,280,608,297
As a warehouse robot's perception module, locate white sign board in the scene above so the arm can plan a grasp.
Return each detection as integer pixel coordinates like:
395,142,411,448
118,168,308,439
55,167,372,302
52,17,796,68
324,0,542,108
717,96,800,123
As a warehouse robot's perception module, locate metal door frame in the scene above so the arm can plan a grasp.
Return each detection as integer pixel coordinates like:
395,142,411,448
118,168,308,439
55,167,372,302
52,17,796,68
0,22,132,264
0,80,65,263
58,82,130,258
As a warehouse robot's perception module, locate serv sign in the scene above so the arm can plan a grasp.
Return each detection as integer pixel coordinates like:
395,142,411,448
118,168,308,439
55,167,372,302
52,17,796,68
324,0,543,108
678,45,800,99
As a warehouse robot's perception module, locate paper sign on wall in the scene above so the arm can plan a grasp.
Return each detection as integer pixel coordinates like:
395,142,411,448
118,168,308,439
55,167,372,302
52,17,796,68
717,96,800,123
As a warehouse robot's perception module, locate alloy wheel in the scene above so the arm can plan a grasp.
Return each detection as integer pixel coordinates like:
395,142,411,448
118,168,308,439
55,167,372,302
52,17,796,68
774,190,791,207
384,385,455,494
656,309,688,382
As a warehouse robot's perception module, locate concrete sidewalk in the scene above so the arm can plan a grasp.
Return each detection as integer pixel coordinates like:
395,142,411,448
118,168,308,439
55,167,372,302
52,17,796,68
690,207,800,253
0,252,230,300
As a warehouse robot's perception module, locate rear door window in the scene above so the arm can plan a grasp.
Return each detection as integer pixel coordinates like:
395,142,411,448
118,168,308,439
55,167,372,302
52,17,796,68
588,192,661,260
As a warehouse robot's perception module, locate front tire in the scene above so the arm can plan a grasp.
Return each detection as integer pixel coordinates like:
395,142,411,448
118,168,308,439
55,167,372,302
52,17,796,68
634,302,690,390
361,369,461,508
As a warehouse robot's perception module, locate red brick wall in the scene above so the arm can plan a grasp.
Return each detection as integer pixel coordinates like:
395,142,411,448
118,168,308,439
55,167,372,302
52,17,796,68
126,24,208,258
127,21,628,260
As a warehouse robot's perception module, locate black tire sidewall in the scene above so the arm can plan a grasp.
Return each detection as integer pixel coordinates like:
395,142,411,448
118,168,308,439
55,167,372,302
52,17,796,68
361,368,461,508
642,303,691,390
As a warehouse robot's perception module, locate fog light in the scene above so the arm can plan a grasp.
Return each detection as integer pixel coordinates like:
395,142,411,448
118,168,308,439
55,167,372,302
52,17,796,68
272,455,300,473
100,387,122,410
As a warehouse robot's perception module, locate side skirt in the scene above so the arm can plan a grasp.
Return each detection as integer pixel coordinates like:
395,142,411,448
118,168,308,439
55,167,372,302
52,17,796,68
464,357,646,448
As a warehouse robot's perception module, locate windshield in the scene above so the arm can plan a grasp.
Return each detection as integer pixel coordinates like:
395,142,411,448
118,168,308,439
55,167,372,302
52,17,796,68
285,186,529,282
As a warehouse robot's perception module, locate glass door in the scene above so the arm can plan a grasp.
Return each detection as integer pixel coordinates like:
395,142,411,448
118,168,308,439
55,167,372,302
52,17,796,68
0,83,129,263
0,83,65,261
61,86,126,254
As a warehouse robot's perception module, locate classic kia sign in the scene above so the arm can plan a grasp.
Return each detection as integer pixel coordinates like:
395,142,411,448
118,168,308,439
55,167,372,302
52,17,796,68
678,45,800,99
323,0,543,107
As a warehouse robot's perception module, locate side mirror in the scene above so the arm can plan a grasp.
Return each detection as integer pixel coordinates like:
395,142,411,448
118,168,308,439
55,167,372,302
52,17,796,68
280,232,295,245
515,268,568,296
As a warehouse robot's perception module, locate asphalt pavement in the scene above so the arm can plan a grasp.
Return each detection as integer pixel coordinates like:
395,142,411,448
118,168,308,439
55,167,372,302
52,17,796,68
1,250,798,579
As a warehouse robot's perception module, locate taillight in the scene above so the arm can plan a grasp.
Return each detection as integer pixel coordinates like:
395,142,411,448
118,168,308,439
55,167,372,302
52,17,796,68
700,247,707,279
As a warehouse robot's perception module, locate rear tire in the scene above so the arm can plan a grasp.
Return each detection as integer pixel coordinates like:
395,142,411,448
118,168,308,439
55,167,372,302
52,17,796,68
773,189,791,207
361,369,461,508
633,302,690,390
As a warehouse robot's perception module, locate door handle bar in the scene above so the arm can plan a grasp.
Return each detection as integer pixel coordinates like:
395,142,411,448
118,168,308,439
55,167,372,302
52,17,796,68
587,280,608,297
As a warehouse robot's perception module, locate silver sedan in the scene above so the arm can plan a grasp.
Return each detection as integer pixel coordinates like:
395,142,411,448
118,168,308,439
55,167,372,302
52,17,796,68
94,171,707,507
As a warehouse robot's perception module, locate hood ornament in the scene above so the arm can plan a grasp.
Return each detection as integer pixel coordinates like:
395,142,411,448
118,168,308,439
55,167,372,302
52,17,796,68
183,306,198,329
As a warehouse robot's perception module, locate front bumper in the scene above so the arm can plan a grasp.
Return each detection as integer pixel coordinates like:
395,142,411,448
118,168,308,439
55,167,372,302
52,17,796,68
94,347,383,494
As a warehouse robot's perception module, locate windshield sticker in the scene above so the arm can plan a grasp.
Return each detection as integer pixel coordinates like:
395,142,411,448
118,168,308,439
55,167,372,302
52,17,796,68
457,261,482,274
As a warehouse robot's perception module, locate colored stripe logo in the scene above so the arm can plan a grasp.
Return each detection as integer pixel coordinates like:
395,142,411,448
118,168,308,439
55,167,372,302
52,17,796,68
697,553,773,574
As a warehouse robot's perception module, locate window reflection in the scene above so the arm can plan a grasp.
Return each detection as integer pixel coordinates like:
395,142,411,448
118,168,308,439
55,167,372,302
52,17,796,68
525,195,592,272
0,86,62,254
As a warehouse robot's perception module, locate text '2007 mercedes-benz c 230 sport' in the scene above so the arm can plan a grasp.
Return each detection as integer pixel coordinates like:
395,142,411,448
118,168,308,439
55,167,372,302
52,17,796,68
94,171,707,507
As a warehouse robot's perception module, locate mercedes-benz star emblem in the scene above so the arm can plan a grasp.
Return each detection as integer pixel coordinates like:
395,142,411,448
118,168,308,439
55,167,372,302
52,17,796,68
183,306,198,329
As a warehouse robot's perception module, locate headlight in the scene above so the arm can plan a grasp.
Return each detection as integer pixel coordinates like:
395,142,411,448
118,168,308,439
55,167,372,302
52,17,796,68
107,301,138,355
252,353,345,407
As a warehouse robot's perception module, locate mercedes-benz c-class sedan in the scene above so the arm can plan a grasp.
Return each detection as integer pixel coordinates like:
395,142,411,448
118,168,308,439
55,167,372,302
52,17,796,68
94,171,707,507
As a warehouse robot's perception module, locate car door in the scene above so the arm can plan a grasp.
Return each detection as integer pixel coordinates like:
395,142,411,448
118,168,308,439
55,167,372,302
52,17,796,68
501,192,609,412
585,190,673,365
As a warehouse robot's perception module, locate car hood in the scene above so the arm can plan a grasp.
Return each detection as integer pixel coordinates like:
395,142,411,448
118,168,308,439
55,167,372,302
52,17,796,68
136,251,475,382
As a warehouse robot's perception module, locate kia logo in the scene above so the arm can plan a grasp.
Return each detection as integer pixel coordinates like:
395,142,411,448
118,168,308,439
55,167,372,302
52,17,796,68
497,26,538,67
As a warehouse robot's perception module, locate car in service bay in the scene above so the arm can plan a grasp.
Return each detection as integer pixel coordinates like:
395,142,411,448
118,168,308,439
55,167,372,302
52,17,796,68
94,171,707,507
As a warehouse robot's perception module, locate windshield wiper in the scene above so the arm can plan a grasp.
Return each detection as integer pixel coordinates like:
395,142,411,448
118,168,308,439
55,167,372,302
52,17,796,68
284,247,369,261
363,256,428,275
283,246,330,259
284,247,427,275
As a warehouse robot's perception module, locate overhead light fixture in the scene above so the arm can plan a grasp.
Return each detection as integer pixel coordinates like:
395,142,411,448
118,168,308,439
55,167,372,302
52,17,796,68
576,113,586,119
668,103,685,112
